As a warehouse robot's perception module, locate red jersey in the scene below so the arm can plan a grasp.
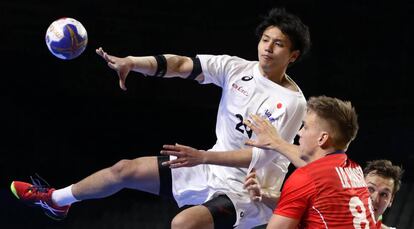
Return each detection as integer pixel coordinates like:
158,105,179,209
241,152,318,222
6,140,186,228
274,153,377,228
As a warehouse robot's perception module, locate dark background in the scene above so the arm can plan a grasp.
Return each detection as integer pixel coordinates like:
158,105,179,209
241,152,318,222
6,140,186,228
1,0,413,228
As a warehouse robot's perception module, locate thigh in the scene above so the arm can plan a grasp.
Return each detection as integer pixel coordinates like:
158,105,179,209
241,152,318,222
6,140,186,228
172,205,214,229
202,195,236,229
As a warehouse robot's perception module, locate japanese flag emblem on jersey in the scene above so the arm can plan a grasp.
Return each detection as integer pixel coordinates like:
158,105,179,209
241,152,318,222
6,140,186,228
261,102,285,123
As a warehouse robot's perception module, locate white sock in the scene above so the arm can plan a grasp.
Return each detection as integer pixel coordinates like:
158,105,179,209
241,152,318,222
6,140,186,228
51,185,80,207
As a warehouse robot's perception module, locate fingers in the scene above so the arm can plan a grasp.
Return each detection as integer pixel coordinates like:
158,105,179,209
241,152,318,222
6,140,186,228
243,179,256,189
243,114,264,131
163,144,191,151
245,114,278,135
244,170,257,181
160,144,190,157
161,158,188,168
160,145,187,168
162,144,180,151
246,184,261,192
174,143,193,150
246,182,262,202
97,47,128,91
96,47,104,57
96,47,108,60
169,162,188,168
244,139,257,147
250,114,266,126
119,79,127,91
243,119,254,130
96,47,115,63
160,149,183,157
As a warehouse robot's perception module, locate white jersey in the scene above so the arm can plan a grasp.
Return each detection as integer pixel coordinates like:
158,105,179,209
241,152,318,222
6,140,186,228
171,55,306,228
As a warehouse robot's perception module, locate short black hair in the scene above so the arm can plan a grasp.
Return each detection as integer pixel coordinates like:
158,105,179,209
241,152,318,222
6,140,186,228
256,8,311,63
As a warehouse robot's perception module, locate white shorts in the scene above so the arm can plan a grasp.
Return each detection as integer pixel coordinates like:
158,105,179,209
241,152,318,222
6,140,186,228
170,163,273,229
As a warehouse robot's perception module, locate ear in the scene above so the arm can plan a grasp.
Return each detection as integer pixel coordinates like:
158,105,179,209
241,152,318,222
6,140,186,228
318,132,329,147
290,50,300,63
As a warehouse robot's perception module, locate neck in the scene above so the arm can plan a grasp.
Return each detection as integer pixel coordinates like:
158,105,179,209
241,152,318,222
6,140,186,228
326,149,345,155
259,65,286,84
307,148,340,163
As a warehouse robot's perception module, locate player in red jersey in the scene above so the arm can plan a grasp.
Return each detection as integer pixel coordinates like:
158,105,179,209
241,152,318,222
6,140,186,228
244,95,377,228
245,160,403,229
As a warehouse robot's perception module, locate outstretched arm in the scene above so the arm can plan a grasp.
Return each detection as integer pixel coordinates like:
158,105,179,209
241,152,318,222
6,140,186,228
160,144,252,168
96,47,202,90
244,114,307,168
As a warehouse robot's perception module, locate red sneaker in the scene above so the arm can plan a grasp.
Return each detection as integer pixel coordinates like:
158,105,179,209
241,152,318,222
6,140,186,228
10,178,70,220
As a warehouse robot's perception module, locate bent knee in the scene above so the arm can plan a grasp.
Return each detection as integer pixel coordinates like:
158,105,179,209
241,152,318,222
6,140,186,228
109,157,157,182
171,214,188,229
171,207,214,229
109,159,136,180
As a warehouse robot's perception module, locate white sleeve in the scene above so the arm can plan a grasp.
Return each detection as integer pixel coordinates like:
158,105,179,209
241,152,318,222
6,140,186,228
197,54,246,87
248,147,289,172
249,148,290,192
248,147,272,172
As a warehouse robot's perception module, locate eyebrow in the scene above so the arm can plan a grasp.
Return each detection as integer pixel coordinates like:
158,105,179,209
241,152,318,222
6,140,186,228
367,182,392,192
262,34,285,43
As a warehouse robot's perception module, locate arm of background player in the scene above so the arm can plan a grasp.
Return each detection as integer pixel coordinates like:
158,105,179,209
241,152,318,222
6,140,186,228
244,114,306,168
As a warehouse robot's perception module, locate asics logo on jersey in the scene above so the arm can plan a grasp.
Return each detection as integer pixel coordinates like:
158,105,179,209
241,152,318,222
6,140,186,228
241,75,253,81
231,83,249,96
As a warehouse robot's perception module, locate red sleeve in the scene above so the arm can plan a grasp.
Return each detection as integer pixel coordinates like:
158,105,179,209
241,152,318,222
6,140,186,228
274,168,316,219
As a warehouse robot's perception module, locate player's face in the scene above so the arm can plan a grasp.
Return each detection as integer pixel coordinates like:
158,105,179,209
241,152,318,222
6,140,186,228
365,172,395,220
257,26,299,72
297,111,323,160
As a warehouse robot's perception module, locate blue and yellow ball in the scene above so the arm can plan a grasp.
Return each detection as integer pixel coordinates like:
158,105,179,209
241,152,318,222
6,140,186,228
45,18,88,60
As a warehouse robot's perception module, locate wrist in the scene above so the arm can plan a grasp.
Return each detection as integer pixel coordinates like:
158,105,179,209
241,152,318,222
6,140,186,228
125,56,136,70
200,150,208,164
270,137,283,151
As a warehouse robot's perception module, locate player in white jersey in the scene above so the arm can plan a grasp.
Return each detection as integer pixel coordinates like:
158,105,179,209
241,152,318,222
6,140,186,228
165,54,307,228
10,8,311,229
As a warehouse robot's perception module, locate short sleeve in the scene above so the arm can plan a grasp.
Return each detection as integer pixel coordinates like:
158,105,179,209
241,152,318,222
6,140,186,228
197,54,246,88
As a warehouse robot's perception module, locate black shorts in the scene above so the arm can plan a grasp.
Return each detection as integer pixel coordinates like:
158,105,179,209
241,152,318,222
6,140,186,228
157,156,174,198
157,156,236,228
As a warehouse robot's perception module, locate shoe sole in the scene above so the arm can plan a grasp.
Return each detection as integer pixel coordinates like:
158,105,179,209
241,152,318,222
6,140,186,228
10,182,20,199
44,210,65,221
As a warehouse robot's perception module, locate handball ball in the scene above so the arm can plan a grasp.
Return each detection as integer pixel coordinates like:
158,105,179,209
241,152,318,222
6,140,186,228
45,17,88,60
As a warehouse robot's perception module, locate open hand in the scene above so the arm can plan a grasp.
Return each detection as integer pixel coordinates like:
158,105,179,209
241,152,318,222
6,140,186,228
160,144,206,168
244,114,281,150
96,47,133,91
